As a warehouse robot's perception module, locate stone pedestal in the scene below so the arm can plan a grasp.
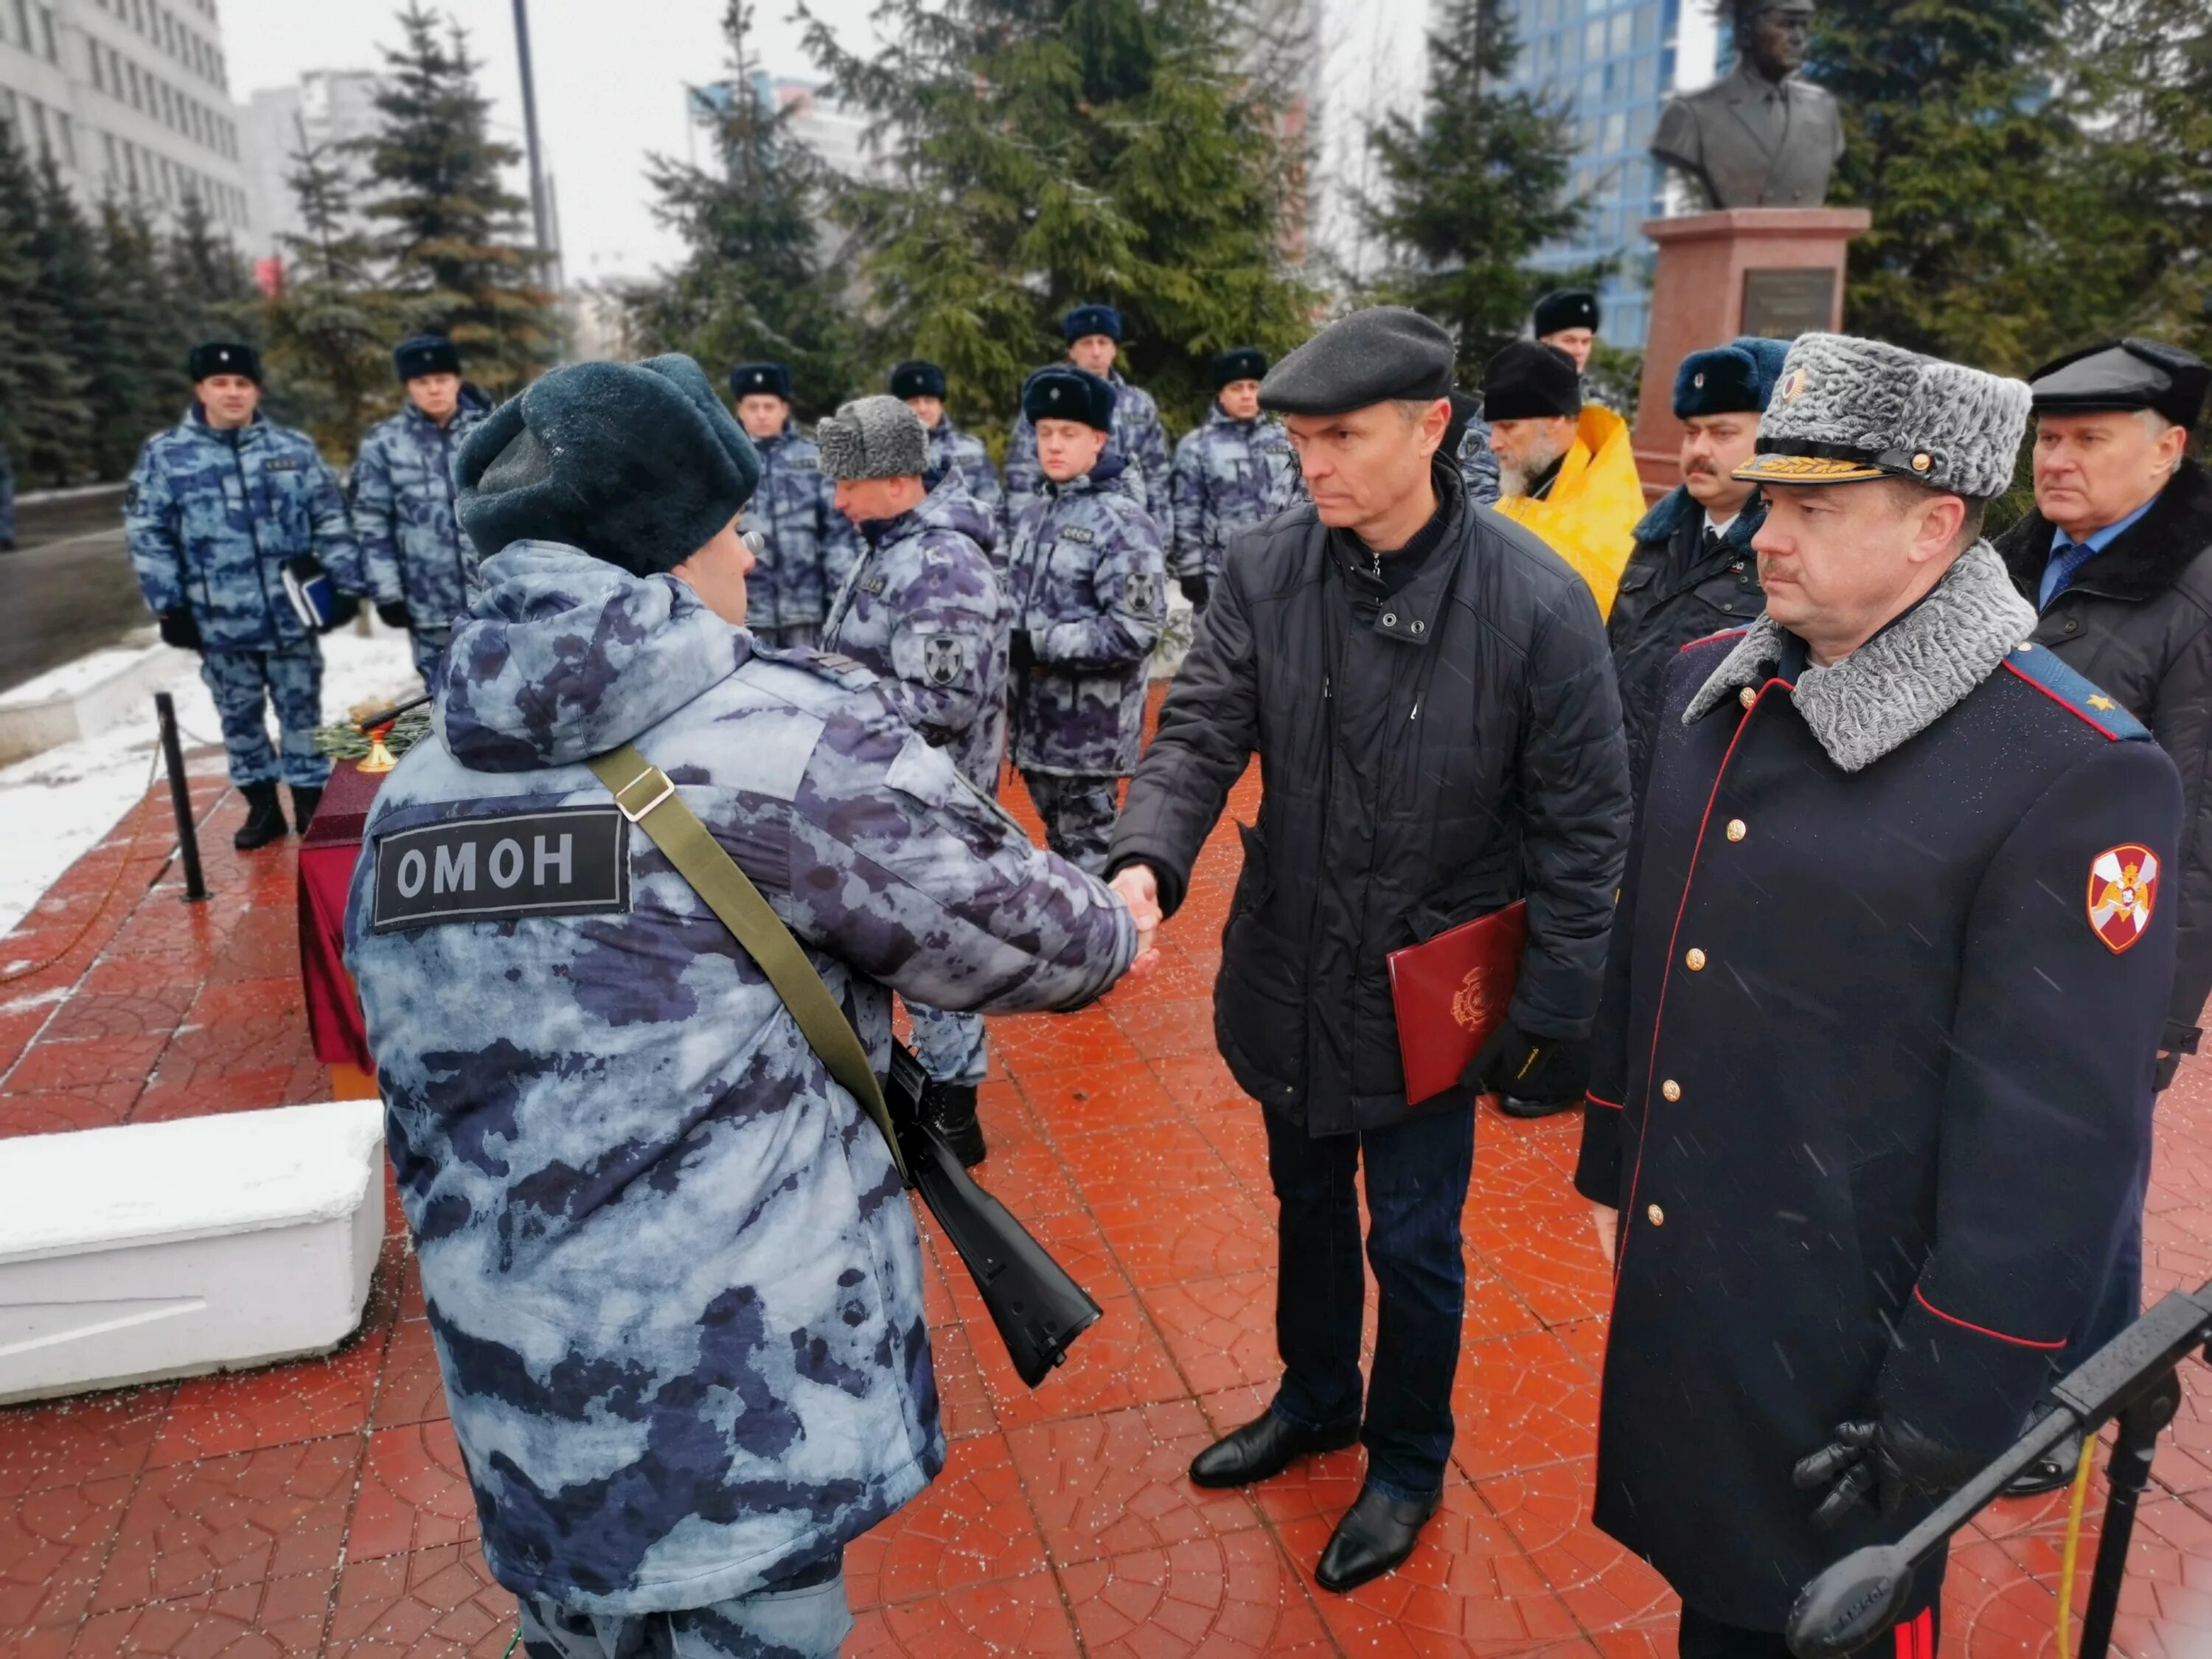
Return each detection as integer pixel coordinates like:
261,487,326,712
1631,206,1871,500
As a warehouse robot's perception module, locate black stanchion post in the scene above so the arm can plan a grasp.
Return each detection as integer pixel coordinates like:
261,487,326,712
2077,1370,2182,1659
154,692,207,903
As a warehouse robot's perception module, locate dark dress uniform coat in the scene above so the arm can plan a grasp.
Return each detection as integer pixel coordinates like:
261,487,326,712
1576,543,2180,1627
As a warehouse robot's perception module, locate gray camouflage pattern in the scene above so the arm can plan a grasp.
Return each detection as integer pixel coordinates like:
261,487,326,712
924,420,1001,518
352,398,490,661
1004,372,1173,539
741,422,862,630
1456,414,1502,507
819,480,1007,793
200,641,330,789
1004,458,1166,777
1022,771,1121,877
1168,403,1301,581
125,408,365,651
344,541,1133,1615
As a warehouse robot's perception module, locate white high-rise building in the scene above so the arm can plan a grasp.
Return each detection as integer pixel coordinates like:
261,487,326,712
0,0,251,234
240,69,385,255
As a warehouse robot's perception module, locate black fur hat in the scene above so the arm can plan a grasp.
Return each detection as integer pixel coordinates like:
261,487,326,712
189,341,262,384
1022,365,1116,432
888,360,947,401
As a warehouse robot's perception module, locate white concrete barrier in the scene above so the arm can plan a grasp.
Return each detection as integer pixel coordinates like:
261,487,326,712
0,1099,386,1404
0,641,193,766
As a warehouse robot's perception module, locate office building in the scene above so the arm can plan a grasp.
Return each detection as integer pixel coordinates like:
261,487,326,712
0,0,252,234
240,69,384,254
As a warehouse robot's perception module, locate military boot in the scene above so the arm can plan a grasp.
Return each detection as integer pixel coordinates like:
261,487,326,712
291,785,323,834
919,1079,987,1168
233,782,288,850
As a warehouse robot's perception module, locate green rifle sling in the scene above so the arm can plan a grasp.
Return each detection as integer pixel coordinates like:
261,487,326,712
585,743,910,1185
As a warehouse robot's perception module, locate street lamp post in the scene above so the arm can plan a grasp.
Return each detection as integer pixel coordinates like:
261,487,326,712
510,0,557,288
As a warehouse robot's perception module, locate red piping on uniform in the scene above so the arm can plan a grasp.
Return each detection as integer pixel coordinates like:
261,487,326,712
2003,659,2122,740
1893,1607,1933,1659
1676,627,1750,654
1587,1093,1622,1110
1615,677,1792,1290
1913,1285,2067,1349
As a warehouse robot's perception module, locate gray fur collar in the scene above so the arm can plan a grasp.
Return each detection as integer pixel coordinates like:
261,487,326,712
1682,541,2037,772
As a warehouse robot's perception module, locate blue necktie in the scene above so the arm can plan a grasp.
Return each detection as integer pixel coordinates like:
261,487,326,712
2041,538,2099,608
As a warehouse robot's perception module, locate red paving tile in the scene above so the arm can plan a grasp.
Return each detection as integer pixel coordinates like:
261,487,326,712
5,732,2212,1655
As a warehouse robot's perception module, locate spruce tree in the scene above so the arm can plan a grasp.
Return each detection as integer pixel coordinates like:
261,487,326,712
86,200,188,479
355,2,555,400
803,0,1318,433
622,1,858,417
0,139,88,485
1358,0,1588,382
166,188,257,351
263,139,400,456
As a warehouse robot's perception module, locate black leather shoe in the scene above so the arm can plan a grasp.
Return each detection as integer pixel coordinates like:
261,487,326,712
1499,1093,1581,1119
234,782,288,850
290,785,323,834
1315,1481,1442,1593
919,1079,987,1168
2005,1429,2085,1498
1189,1410,1360,1489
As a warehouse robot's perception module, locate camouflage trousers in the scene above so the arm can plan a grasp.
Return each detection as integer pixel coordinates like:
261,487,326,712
198,643,330,790
753,622,820,653
1021,771,1122,877
408,625,452,684
518,1559,851,1659
908,1003,989,1085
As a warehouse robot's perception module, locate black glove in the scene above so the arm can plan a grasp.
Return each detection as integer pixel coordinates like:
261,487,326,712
1180,574,1210,609
324,592,361,628
377,600,414,630
1465,1018,1592,1101
157,608,202,652
1793,1416,1985,1527
1007,629,1037,675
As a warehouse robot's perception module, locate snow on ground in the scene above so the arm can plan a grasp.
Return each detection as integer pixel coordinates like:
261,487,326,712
0,625,420,936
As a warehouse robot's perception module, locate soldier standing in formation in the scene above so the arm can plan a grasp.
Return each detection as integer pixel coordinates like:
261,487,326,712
344,354,1147,1659
816,394,1010,1167
1168,347,1299,611
728,360,858,649
126,341,365,848
351,335,491,683
1004,365,1168,874
1004,305,1174,534
890,358,1001,519
1579,334,2179,1657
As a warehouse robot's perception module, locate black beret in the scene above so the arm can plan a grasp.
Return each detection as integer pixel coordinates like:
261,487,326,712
1259,307,1454,417
393,335,461,383
1211,347,1267,389
457,355,762,577
1483,341,1582,422
1062,304,1124,344
2029,338,2209,431
189,341,262,384
888,359,947,401
728,361,792,400
1673,335,1790,420
1533,289,1601,338
1022,365,1116,431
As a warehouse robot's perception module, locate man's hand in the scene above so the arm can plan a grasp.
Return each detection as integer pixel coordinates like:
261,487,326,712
1792,1415,1985,1526
377,600,414,631
1110,864,1163,983
1591,1203,1618,1265
1179,574,1210,609
1467,1018,1592,1101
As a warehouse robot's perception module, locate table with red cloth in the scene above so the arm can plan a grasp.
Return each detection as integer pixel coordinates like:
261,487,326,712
298,759,386,1070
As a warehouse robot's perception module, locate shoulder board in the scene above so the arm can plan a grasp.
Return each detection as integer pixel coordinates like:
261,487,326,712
1677,627,1749,655
797,650,882,692
2001,643,2149,741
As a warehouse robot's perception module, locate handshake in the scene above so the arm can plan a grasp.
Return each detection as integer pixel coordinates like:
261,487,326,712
1110,863,1166,985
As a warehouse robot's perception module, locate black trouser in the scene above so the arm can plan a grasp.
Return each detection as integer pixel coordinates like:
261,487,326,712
1677,1557,1945,1659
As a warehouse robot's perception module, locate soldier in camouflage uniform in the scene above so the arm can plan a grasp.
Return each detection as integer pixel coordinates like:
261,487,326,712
1006,366,1168,873
344,355,1144,1659
1456,414,1502,506
1004,304,1175,538
126,341,365,849
1169,347,1300,608
891,358,1001,518
818,394,1009,1166
352,335,492,682
728,362,858,650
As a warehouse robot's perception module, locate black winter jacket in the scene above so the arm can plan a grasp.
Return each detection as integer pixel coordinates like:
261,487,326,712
1107,482,1631,1136
1995,459,2212,1057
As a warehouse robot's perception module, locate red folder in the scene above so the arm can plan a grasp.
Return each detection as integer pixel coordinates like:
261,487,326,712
1387,901,1528,1107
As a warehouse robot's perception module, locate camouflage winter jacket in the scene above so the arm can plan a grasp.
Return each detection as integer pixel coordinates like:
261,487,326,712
1456,413,1502,507
741,421,860,629
1004,456,1166,777
821,481,1009,792
125,407,364,651
344,541,1133,1615
351,397,490,637
923,419,1001,519
1168,402,1301,582
1004,372,1174,540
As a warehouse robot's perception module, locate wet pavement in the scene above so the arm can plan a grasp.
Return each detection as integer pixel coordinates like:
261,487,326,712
0,488,153,696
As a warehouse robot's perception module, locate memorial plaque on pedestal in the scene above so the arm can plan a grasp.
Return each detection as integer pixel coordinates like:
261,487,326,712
1741,268,1837,340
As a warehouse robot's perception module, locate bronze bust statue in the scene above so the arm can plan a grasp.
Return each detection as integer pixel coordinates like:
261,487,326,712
1651,0,1845,210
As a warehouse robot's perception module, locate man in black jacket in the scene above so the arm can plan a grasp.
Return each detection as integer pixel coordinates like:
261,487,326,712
1105,307,1630,1593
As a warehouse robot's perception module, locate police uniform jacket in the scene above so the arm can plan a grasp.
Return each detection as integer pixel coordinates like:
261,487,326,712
922,418,1002,518
352,395,491,638
741,420,860,630
1005,371,1174,539
1608,485,1767,790
1576,543,2180,1628
344,542,1134,1614
1167,402,1300,583
1996,459,2212,1062
125,407,364,651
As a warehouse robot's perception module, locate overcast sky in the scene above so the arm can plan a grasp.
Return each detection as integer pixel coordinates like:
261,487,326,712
218,0,1424,287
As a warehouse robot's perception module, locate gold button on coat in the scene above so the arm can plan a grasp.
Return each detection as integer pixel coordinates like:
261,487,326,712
1646,1204,1665,1226
1726,820,1747,843
1686,948,1707,972
1739,686,1757,709
1661,1079,1682,1102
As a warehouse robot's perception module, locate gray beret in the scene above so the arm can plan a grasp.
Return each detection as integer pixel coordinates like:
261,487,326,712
816,394,928,482
1735,333,2030,500
1260,307,1455,417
